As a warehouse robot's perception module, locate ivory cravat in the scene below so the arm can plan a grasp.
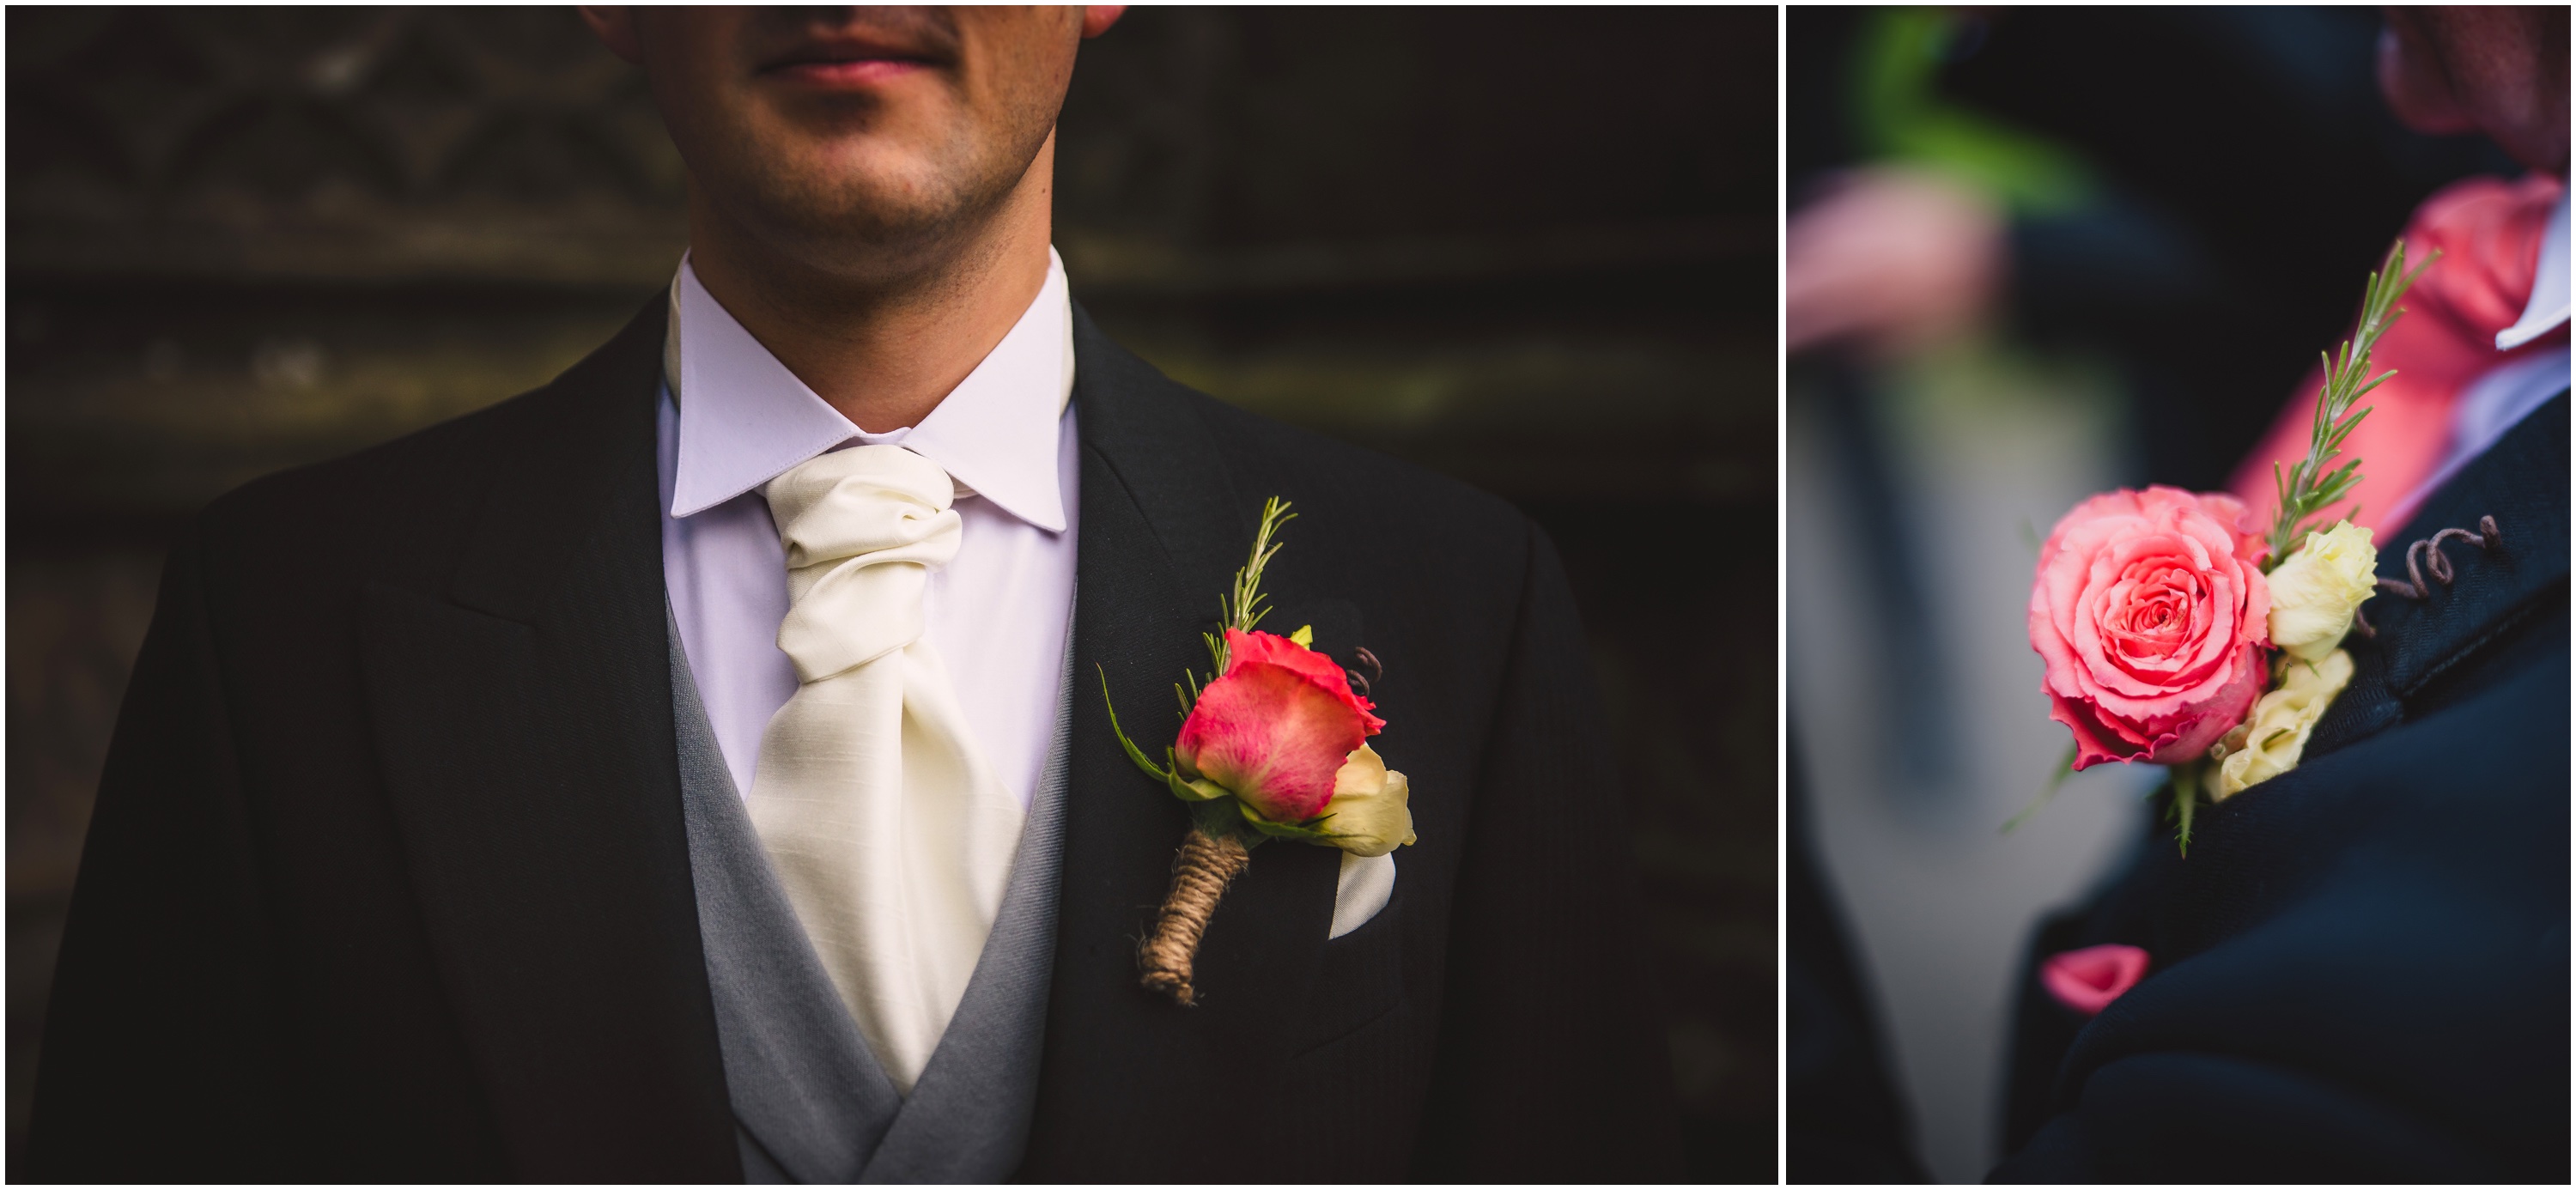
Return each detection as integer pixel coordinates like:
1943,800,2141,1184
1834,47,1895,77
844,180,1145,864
750,444,1026,1095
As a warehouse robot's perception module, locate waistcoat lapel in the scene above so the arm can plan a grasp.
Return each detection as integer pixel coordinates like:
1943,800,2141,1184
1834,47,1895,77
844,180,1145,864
673,606,1081,1185
670,616,902,1182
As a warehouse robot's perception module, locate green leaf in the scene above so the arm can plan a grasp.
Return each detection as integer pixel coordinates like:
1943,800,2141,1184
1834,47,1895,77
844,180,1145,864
1099,665,1176,785
1289,624,1314,648
2172,764,2200,856
2001,741,2080,835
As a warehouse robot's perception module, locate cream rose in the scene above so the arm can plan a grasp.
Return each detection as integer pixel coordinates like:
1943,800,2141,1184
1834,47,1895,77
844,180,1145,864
2267,521,2377,663
2212,648,2354,799
1313,744,1415,857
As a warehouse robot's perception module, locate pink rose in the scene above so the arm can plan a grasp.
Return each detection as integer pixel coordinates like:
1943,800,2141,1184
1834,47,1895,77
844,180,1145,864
1176,628,1385,823
2029,486,2271,770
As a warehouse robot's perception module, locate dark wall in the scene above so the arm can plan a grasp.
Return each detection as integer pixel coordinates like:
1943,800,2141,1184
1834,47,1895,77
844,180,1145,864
6,7,1777,1176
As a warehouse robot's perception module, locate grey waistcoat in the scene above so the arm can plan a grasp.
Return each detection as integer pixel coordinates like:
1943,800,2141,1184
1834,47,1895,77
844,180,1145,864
668,615,1072,1183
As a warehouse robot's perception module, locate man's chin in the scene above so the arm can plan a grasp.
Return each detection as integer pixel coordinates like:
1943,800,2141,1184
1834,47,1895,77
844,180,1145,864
726,186,990,282
685,107,1050,288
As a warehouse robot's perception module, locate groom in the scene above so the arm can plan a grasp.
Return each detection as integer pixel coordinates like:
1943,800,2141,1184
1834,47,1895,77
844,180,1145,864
26,9,1679,1181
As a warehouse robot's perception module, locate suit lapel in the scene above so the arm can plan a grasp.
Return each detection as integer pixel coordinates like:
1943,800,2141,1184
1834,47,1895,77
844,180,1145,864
358,301,738,1181
2309,390,2569,756
1022,307,1342,1177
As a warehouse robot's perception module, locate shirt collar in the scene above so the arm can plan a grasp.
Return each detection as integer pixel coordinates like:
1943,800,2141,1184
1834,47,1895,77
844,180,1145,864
2495,185,2570,351
665,248,1075,532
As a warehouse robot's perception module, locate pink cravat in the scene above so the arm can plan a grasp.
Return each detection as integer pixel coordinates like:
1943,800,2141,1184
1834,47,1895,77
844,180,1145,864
2232,173,2565,534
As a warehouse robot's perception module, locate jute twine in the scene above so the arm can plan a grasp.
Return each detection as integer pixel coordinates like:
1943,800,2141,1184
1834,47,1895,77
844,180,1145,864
1137,827,1253,1005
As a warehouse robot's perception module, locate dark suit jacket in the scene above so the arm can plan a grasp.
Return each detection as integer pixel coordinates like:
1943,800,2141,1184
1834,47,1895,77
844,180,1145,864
26,300,1682,1182
1993,392,2572,1182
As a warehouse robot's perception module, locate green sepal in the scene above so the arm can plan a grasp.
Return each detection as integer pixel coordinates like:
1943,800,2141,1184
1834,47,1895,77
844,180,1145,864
1236,799,1344,845
1188,796,1265,848
1168,769,1230,803
1288,624,1314,648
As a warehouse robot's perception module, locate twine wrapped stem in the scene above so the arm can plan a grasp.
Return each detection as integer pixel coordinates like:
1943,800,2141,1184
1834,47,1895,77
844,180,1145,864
1138,827,1253,1005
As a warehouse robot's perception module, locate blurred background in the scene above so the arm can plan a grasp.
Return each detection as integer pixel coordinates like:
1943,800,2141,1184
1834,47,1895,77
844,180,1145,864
4,6,1777,1177
1783,6,2518,1182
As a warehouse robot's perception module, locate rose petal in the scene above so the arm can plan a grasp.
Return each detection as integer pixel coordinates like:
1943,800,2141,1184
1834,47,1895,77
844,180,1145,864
2032,487,2272,768
2142,643,2266,764
1223,628,1385,734
1176,630,1385,823
2051,694,2150,770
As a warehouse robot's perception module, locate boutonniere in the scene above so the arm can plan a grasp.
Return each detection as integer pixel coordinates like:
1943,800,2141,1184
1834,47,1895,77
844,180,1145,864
1101,498,1417,1005
2018,242,2433,853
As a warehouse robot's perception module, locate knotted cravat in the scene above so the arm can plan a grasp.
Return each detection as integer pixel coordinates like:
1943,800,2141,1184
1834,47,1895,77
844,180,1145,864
750,445,1024,1095
2232,173,2565,532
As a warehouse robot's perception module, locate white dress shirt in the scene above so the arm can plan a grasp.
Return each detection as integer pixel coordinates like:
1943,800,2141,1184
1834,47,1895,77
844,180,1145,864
2385,187,2573,529
657,252,1080,811
653,247,1395,940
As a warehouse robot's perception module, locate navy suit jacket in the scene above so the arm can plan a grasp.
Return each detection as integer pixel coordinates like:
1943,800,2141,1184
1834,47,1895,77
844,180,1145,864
1995,392,2572,1182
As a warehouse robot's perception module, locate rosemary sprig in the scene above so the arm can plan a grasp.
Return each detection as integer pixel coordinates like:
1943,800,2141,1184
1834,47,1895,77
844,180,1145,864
2263,240,2437,571
1102,493,1298,780
1202,497,1296,678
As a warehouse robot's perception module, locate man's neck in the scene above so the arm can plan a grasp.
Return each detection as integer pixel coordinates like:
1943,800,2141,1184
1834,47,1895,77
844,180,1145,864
683,140,1056,434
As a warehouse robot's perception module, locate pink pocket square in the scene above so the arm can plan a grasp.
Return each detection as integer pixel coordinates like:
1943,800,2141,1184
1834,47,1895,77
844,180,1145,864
2042,944,2149,1016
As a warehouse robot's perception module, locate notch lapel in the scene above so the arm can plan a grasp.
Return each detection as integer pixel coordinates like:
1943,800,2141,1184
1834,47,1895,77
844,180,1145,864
1021,307,1342,1178
2308,390,2570,756
357,302,738,1181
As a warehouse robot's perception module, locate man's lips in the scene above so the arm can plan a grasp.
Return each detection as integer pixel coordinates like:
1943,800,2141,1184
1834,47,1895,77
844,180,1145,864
760,35,946,88
767,57,933,87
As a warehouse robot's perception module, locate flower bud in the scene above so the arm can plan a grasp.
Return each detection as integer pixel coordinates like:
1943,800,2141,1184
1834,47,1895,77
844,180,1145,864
2267,521,2377,663
1319,744,1414,857
2213,648,2354,798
